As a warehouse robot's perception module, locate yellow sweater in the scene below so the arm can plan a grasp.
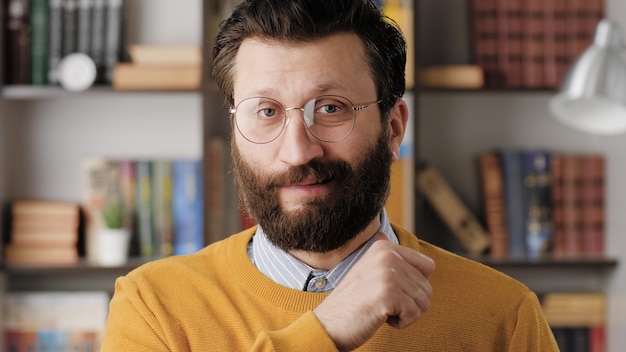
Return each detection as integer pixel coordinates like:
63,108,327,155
101,225,558,351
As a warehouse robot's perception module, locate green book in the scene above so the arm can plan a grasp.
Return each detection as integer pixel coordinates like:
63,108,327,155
30,0,50,85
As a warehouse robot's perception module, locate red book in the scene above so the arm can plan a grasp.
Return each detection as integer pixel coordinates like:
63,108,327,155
553,0,569,86
581,154,605,256
522,0,545,88
470,0,498,87
565,0,587,64
589,325,606,352
560,154,584,257
497,0,523,87
478,153,508,258
550,154,565,256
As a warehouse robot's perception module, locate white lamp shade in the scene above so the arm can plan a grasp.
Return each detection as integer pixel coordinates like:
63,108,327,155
549,19,626,135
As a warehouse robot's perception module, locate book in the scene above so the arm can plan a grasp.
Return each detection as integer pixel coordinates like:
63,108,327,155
29,0,50,85
127,44,202,66
560,154,584,257
469,0,499,87
417,165,490,255
4,199,81,265
382,0,414,88
496,0,524,87
418,65,484,89
172,159,204,255
111,63,201,90
62,0,78,56
3,291,109,351
581,154,605,256
521,150,552,258
90,0,107,83
134,159,155,257
103,0,124,83
521,0,544,88
478,153,508,258
542,292,606,327
76,0,92,54
550,153,566,256
48,0,64,83
542,0,558,88
151,159,174,257
5,0,30,85
552,0,569,87
499,150,526,258
386,156,415,231
4,245,79,265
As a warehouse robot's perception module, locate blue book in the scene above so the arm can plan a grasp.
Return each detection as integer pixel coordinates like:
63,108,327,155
172,159,204,255
499,150,526,258
521,150,553,258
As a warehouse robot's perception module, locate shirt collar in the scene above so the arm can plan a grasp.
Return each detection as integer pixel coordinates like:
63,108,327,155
249,208,399,291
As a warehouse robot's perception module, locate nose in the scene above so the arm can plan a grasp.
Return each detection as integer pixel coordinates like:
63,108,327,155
278,109,324,166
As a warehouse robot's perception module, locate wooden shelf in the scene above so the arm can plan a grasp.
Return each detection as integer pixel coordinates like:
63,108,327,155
2,256,159,275
0,85,200,99
470,255,619,270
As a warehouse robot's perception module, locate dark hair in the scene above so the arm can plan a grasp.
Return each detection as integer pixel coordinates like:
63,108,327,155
211,0,406,116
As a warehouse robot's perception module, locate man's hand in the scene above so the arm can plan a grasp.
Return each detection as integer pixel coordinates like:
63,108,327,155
313,233,435,351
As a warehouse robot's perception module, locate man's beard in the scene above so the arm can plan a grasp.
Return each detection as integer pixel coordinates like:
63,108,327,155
231,129,393,253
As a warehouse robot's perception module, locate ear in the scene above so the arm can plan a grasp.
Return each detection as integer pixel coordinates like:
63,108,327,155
387,98,409,162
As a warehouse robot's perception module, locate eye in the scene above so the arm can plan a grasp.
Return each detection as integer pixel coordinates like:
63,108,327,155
255,100,283,120
315,98,347,115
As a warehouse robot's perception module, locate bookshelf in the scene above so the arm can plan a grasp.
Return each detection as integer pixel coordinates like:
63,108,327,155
415,0,624,351
0,0,623,350
0,0,205,292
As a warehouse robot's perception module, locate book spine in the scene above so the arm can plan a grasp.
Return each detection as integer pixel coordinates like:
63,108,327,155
76,0,91,54
61,0,78,56
5,0,30,85
103,0,124,83
478,153,508,258
581,154,605,256
90,0,106,83
48,0,63,83
521,0,544,88
497,0,523,87
172,159,204,256
499,150,526,257
29,0,49,85
542,0,558,88
417,165,490,255
561,154,584,256
151,159,174,257
553,0,568,85
134,160,155,257
470,0,498,88
550,153,566,256
521,150,552,258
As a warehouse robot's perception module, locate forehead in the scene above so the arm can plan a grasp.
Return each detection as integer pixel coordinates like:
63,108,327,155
233,33,376,102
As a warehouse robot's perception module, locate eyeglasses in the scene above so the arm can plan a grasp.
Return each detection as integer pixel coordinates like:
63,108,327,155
229,95,382,144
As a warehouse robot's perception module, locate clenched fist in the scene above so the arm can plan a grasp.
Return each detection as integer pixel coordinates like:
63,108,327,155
314,232,435,351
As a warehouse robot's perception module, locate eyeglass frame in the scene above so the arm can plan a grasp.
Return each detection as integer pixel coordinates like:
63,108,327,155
229,95,383,144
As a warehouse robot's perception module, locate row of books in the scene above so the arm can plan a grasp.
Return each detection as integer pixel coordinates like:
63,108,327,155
3,199,82,266
470,0,604,89
81,157,203,261
4,0,124,86
479,150,605,259
540,292,606,352
3,291,109,352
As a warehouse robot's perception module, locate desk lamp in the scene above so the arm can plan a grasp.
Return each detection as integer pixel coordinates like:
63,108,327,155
549,19,626,135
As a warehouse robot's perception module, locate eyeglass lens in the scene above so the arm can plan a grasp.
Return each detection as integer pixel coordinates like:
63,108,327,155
233,95,357,144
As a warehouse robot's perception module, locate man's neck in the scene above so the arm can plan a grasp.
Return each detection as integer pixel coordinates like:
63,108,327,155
288,215,382,270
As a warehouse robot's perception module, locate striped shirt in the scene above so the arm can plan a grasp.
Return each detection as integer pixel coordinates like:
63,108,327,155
248,209,399,292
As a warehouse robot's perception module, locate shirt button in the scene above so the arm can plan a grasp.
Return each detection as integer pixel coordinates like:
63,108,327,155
314,278,328,289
